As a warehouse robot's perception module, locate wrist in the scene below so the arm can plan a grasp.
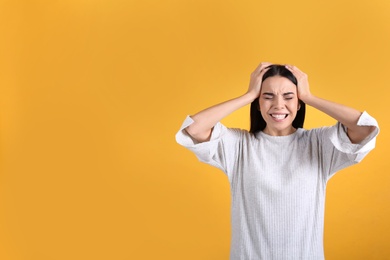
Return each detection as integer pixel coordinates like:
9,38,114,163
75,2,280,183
299,92,314,104
300,94,319,107
244,91,259,102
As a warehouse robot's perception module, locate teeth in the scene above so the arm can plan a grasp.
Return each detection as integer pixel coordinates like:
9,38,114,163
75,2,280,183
271,114,287,119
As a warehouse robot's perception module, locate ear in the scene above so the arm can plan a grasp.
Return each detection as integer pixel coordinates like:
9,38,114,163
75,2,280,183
297,101,301,111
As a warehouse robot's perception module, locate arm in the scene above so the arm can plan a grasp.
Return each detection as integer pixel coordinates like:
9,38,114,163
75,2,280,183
186,62,272,143
286,65,376,144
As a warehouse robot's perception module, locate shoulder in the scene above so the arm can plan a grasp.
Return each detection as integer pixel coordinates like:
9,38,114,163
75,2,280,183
223,126,255,141
295,126,335,143
298,125,332,134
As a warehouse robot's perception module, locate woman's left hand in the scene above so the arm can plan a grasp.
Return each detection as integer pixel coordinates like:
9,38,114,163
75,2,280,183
285,65,312,102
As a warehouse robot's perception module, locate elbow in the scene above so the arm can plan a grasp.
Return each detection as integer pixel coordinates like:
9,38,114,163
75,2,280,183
185,125,212,143
347,125,377,144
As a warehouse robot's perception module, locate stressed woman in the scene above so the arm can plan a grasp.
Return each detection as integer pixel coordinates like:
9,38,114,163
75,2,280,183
175,62,379,260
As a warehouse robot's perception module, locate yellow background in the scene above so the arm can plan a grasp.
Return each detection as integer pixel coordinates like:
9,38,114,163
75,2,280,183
1,0,389,259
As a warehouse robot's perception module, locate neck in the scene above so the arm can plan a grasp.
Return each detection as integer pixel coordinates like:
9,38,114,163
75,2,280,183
263,126,297,136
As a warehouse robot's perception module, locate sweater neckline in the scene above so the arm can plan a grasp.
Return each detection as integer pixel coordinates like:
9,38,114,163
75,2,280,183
255,128,303,142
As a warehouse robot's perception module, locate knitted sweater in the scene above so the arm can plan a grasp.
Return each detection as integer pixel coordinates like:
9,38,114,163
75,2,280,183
175,111,379,260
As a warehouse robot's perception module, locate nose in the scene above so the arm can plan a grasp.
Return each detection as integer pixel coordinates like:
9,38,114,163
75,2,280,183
273,96,285,109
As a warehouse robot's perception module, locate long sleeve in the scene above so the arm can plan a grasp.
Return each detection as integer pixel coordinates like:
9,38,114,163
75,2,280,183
175,116,243,179
317,111,379,179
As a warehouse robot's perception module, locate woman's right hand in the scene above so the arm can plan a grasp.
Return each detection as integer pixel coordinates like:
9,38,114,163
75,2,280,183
247,62,272,100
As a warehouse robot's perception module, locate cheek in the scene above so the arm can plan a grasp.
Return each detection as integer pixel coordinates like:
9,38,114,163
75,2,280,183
258,100,270,110
287,100,299,110
259,103,271,119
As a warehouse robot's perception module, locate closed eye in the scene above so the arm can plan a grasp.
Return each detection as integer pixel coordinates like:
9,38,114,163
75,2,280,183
283,92,295,100
263,93,274,100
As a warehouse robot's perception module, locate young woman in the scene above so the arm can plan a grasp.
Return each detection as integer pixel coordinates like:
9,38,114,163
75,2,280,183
175,62,379,259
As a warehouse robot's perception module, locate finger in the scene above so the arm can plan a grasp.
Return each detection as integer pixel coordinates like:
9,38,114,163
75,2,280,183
259,65,271,77
285,65,301,77
285,64,295,71
255,62,272,74
256,64,272,79
285,64,304,75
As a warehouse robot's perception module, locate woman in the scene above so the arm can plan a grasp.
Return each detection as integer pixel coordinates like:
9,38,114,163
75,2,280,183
175,62,379,259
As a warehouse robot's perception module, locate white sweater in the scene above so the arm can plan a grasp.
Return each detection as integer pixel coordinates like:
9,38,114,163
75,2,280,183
176,112,379,260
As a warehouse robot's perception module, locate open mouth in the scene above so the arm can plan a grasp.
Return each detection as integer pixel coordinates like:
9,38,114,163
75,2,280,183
270,114,288,120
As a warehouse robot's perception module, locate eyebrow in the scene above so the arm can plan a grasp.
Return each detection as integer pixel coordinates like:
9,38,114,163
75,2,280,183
263,92,295,96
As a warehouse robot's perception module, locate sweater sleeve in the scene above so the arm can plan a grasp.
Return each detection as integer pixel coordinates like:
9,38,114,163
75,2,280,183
319,111,379,179
175,116,242,177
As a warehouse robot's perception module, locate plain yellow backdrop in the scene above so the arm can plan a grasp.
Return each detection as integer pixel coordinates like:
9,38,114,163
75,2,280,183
1,0,389,259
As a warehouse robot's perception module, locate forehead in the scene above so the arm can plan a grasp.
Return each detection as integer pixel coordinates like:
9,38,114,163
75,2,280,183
261,76,296,93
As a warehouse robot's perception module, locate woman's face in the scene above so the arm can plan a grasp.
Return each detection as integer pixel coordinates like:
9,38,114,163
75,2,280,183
258,75,300,136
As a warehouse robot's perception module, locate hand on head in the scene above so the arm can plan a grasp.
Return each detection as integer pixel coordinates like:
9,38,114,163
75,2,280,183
248,62,312,103
285,64,312,102
247,62,273,99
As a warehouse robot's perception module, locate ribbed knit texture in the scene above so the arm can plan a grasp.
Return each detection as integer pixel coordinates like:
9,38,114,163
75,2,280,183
176,112,378,260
